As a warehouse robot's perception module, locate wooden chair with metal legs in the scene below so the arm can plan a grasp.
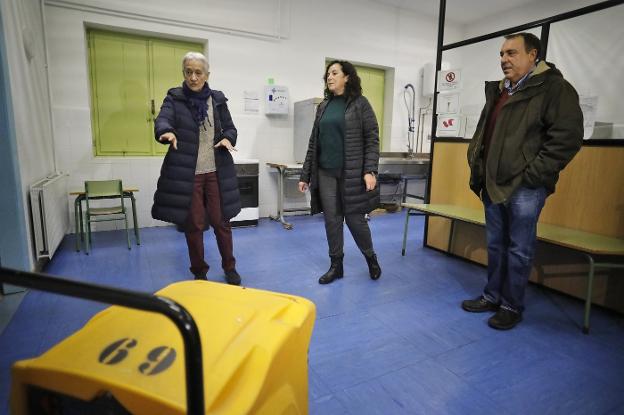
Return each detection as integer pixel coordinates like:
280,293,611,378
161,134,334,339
84,180,131,254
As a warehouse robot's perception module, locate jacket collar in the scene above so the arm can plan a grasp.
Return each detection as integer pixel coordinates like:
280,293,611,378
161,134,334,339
496,60,551,93
323,93,358,104
169,86,226,105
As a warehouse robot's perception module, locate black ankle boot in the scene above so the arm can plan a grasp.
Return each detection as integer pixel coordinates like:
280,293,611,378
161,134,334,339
319,256,343,284
365,253,381,280
190,265,208,281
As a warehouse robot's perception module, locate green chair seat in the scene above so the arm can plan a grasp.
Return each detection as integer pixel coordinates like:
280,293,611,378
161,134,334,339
89,207,125,216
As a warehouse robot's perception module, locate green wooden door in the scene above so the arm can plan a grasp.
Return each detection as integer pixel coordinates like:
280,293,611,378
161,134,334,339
150,40,203,155
89,32,151,155
88,30,203,156
355,65,385,150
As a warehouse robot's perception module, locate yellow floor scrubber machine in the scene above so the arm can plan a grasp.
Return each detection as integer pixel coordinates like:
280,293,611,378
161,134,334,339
1,268,315,415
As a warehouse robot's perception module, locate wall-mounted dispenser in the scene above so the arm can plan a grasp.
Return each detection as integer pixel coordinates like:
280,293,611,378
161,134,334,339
265,82,289,115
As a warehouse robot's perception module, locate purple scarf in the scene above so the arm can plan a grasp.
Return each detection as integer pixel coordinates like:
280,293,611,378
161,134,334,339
183,82,212,123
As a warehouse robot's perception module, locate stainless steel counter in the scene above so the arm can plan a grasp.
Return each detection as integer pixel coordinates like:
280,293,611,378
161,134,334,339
378,152,430,176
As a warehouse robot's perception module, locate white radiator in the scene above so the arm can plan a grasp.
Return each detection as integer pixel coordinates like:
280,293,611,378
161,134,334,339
29,173,69,260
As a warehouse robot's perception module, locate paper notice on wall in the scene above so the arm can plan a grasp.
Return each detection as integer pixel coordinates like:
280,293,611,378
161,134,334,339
244,90,260,113
436,93,460,114
579,95,598,139
463,116,479,139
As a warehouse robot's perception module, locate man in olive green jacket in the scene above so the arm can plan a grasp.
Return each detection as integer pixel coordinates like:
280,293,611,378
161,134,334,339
462,33,583,330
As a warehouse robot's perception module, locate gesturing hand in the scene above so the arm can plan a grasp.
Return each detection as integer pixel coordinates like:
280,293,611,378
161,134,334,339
215,138,236,151
298,181,309,192
159,132,178,150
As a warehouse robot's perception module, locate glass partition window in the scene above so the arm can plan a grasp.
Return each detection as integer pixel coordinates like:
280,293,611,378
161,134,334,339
436,3,624,141
547,4,624,140
439,28,541,139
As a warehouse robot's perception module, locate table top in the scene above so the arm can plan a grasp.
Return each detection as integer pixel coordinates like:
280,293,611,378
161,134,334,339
266,162,304,169
233,158,260,164
403,203,485,226
70,188,139,196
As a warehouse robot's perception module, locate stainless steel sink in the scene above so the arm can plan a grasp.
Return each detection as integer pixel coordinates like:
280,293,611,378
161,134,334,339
378,152,430,176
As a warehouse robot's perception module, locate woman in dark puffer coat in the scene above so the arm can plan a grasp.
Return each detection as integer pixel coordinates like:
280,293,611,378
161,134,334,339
152,52,242,285
299,60,381,284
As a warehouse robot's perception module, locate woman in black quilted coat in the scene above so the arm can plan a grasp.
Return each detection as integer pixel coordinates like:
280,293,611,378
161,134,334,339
152,52,241,285
299,60,381,284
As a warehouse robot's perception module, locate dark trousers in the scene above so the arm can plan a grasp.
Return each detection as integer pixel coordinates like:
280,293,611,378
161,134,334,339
185,172,235,276
318,168,374,258
483,186,547,313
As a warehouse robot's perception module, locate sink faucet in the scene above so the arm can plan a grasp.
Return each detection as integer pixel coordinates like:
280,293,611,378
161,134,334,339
404,84,416,158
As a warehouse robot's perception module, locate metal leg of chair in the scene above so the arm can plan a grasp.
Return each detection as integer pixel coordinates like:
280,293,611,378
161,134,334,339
583,253,595,334
130,193,140,245
125,214,131,250
402,208,411,256
79,200,84,250
74,199,81,252
84,214,90,255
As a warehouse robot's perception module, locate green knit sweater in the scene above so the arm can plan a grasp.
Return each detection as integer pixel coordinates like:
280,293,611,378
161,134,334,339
318,95,346,170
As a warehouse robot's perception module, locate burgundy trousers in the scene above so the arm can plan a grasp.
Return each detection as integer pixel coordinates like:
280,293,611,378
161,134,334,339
185,172,236,276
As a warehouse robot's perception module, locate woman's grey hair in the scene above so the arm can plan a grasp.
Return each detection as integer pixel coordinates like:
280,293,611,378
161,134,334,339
182,52,209,74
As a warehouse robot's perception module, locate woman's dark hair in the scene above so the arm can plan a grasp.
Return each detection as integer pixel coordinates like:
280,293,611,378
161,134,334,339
323,60,362,99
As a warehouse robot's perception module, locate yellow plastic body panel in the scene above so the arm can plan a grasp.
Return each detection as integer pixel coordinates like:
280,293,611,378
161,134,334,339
10,281,316,414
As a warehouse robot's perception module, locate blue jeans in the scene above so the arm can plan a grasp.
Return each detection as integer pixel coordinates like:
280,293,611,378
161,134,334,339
482,186,547,313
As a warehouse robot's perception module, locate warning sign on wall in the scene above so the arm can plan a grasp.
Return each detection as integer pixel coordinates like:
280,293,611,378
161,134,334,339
437,69,462,91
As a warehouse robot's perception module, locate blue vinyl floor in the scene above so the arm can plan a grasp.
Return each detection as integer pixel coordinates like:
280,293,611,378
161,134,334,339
1,211,623,414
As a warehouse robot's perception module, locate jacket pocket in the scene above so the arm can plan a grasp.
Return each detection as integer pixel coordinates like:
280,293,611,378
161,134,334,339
469,158,484,193
496,138,528,184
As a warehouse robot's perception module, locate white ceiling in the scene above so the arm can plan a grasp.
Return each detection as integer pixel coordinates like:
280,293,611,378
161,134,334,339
372,0,588,25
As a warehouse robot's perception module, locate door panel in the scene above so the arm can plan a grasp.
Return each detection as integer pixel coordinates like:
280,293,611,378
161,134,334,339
151,40,203,155
90,33,150,155
356,65,385,149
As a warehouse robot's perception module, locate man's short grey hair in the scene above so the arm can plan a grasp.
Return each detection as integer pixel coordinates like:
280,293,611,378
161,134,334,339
182,52,209,74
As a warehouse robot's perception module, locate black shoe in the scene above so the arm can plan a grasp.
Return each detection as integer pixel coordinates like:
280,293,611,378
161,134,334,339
365,253,381,280
461,296,499,313
319,256,343,284
225,269,241,286
191,266,208,281
488,308,522,330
